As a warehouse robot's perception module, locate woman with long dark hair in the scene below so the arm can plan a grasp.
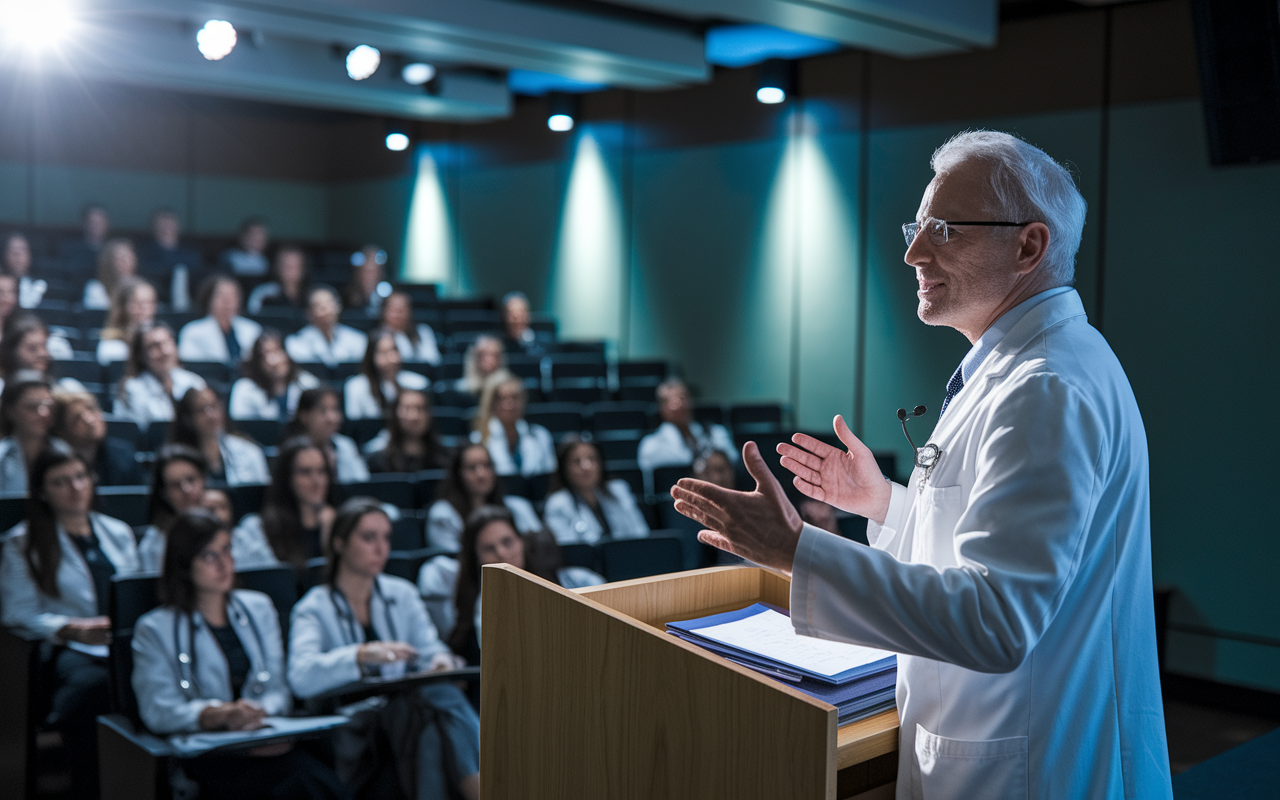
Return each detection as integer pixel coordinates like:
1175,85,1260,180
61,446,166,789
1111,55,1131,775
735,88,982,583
289,498,479,800
131,510,350,799
286,386,369,484
543,435,649,544
366,389,450,473
0,447,139,799
0,372,65,494
138,444,209,572
424,443,541,552
96,277,158,364
171,386,269,486
378,290,440,365
114,322,206,427
0,311,81,394
228,330,320,420
234,436,337,572
83,237,138,309
343,327,429,421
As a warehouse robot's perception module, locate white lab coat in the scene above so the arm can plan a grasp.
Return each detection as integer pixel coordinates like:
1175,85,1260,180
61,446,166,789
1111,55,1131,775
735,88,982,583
227,372,321,420
82,279,109,310
788,290,1171,799
114,369,207,428
130,590,291,734
424,496,542,552
19,275,46,308
0,436,68,496
393,327,441,365
0,514,139,641
636,421,737,476
96,338,129,364
332,433,370,484
343,371,430,420
216,432,270,486
285,324,368,368
177,316,263,364
542,481,650,544
473,417,556,478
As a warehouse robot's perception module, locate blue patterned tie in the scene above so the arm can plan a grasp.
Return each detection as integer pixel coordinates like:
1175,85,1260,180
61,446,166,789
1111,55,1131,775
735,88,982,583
939,364,965,419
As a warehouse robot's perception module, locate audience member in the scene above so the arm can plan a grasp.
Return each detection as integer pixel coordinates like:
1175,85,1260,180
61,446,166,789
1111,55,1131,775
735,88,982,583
344,328,429,420
171,386,270,486
136,208,203,308
379,290,441,365
229,330,320,420
543,436,648,544
344,245,388,315
52,390,142,486
425,444,541,554
3,232,47,308
366,389,450,473
138,445,210,572
247,244,309,313
83,238,139,310
1,448,138,799
57,204,110,273
0,311,81,395
220,217,270,277
285,286,367,368
115,323,206,427
96,277,158,364
287,387,370,484
178,274,263,364
0,373,64,494
456,335,507,397
289,498,480,800
131,510,351,800
472,375,556,477
637,378,736,477
234,436,338,572
201,488,235,528
0,273,19,334
500,291,545,355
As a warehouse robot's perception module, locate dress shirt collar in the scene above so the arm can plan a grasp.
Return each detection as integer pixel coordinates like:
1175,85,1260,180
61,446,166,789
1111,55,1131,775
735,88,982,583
960,286,1074,383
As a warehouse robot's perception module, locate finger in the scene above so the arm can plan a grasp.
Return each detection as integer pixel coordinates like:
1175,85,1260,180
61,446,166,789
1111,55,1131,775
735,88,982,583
673,477,745,510
833,415,865,455
672,497,729,532
787,434,839,460
777,442,825,472
792,476,826,503
742,441,787,503
777,455,821,486
697,529,742,558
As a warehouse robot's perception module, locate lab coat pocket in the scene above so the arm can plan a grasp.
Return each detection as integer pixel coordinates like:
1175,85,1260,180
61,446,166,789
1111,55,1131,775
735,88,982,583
912,485,963,568
914,723,1027,800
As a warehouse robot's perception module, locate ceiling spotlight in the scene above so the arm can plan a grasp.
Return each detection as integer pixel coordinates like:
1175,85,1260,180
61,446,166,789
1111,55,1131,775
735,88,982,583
4,0,78,52
756,87,785,104
547,93,578,133
385,132,410,151
756,58,795,105
547,114,574,132
401,62,436,86
346,45,381,80
196,20,237,61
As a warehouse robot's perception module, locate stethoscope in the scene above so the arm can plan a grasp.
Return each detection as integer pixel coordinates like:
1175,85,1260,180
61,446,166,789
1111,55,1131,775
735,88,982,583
173,594,271,698
897,405,943,491
329,578,399,646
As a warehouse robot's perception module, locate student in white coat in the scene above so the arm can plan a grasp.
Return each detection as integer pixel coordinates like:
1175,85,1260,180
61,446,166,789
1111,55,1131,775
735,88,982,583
0,448,139,799
3,232,47,308
471,375,556,478
425,443,542,552
171,386,270,486
378,290,441,365
114,323,207,428
288,387,370,484
673,131,1172,800
543,436,648,545
0,312,84,398
82,238,138,310
233,436,338,573
343,327,429,420
289,498,480,800
138,445,211,572
636,378,736,480
0,373,66,495
131,510,350,799
285,285,367,368
96,277,158,364
228,331,321,420
177,274,263,365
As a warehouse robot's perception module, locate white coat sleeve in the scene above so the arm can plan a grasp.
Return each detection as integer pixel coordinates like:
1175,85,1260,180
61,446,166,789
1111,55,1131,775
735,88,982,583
608,480,649,538
791,373,1109,674
287,596,362,699
426,503,462,551
131,617,221,734
399,586,449,661
228,380,261,420
541,492,578,544
243,594,291,716
0,534,67,642
231,516,279,570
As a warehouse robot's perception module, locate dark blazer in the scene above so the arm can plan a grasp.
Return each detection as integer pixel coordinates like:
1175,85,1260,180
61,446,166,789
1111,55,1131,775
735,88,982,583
93,437,143,486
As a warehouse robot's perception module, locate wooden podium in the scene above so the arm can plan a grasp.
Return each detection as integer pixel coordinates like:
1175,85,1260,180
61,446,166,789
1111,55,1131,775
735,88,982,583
480,565,899,799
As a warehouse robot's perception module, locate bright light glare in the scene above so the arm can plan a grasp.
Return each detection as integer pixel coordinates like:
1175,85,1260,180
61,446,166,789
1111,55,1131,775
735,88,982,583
547,114,574,132
757,86,785,104
401,62,436,86
196,20,237,61
385,132,410,151
346,45,381,80
3,0,78,51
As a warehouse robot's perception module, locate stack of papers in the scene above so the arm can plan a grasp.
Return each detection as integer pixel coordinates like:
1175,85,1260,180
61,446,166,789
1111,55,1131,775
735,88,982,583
667,604,896,725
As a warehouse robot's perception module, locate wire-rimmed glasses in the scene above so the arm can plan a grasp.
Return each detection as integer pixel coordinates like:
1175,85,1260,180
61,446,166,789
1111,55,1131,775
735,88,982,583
902,217,1036,247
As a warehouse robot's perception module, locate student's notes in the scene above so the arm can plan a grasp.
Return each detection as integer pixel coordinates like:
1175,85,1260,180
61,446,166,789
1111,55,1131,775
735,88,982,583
167,715,348,756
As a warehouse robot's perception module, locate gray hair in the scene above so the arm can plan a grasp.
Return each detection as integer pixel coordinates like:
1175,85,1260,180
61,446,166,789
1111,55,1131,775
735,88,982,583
931,131,1086,285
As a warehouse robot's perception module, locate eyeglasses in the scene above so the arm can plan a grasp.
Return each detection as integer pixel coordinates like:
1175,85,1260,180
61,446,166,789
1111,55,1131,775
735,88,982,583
195,546,233,565
47,471,92,490
902,217,1035,247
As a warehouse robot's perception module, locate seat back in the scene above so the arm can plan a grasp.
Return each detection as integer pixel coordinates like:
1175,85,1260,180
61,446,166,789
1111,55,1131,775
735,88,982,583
385,547,454,583
225,483,267,526
599,535,684,582
339,473,415,508
652,465,692,497
234,419,282,448
391,516,425,551
235,565,298,640
108,574,161,719
96,486,151,527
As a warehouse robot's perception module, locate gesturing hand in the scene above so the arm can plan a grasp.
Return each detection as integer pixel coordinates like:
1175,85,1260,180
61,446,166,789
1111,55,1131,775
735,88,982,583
357,641,418,665
671,441,803,575
59,617,112,646
777,415,891,525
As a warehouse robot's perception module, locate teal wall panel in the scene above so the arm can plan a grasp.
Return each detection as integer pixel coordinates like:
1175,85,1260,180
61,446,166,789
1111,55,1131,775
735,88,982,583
191,175,328,241
0,161,28,224
31,164,187,230
328,173,414,277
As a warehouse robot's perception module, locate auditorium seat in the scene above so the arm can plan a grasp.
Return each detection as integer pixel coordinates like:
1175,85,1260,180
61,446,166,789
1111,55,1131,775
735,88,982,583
390,516,425,551
525,402,586,439
395,283,439,307
443,309,501,334
96,486,151,527
596,435,640,462
414,469,447,507
340,472,416,508
432,408,469,439
589,401,651,434
652,465,692,497
549,386,608,404
235,419,282,447
730,403,783,434
693,404,724,428
182,361,232,385
600,535,684,582
226,483,267,525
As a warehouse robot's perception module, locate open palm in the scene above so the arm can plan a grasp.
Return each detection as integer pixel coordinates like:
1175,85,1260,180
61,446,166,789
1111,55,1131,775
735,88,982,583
777,415,892,524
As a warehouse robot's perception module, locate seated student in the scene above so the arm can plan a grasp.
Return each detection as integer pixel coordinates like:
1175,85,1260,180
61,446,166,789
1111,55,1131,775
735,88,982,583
234,436,338,572
0,273,19,339
455,335,507,397
57,204,110,274
51,390,142,486
219,217,270,277
229,330,320,421
366,389,451,473
138,445,211,572
426,443,541,552
3,231,47,308
287,387,370,485
500,291,546,355
0,373,65,495
96,277,158,364
421,506,602,660
201,487,235,528
0,448,139,799
114,322,207,428
344,327,429,421
131,510,351,800
177,274,263,365
343,245,387,315
285,286,367,368
0,311,81,396
171,386,270,486
290,498,480,800
636,378,736,478
543,436,648,545
693,448,736,490
136,207,203,308
471,375,556,478
83,238,139,310
247,244,310,313
379,290,440,365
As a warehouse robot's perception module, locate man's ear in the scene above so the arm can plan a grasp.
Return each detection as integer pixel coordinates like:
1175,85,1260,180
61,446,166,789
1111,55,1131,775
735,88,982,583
1015,222,1050,276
